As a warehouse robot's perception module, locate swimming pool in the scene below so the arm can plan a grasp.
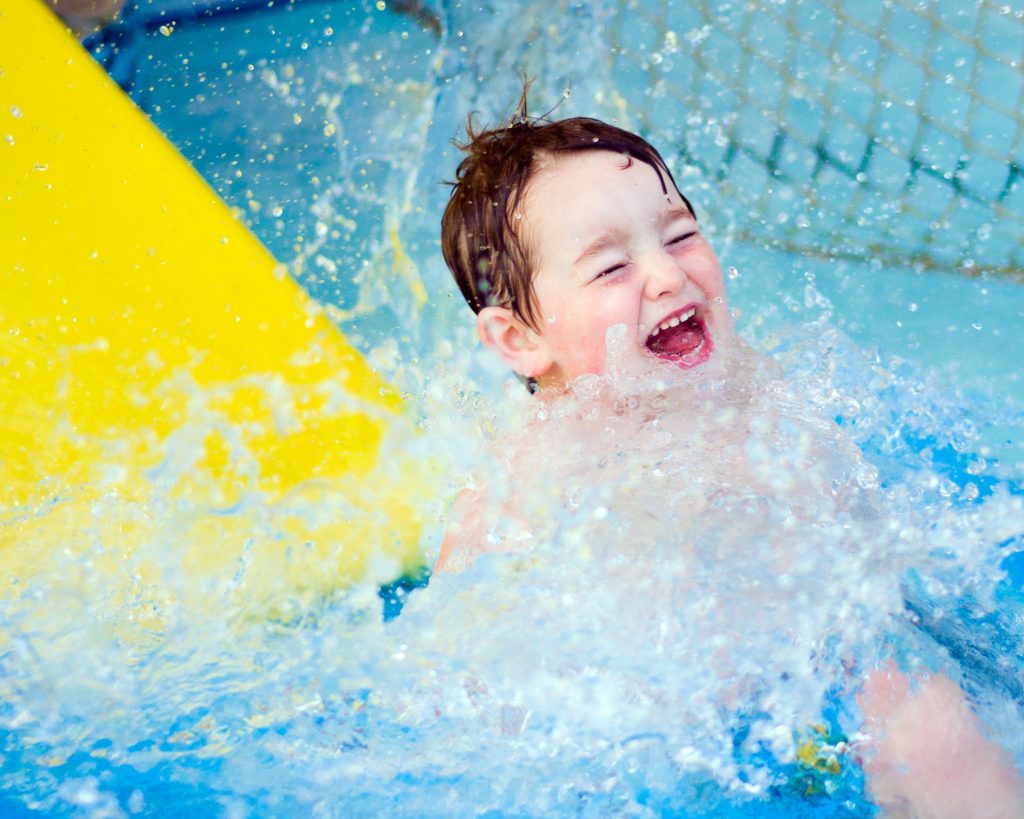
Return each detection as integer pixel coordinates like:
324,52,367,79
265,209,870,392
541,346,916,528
104,0,1023,462
3,0,1023,815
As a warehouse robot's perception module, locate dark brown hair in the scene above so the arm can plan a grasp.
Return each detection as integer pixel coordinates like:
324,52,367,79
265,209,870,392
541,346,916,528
440,92,695,331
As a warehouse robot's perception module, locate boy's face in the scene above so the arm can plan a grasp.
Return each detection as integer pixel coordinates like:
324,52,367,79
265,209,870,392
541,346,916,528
517,150,730,388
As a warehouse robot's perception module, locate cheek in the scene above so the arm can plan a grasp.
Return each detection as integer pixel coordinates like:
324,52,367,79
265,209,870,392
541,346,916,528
546,306,622,373
686,246,725,297
693,267,726,307
578,300,641,368
558,320,610,366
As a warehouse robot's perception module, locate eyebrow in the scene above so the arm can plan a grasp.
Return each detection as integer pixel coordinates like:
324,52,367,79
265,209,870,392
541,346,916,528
572,206,696,266
573,226,630,266
662,206,695,225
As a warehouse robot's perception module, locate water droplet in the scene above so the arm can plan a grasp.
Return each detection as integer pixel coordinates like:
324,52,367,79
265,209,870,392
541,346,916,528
271,205,283,217
33,163,48,171
10,106,22,118
685,24,711,45
907,302,918,312
546,315,556,324
323,122,336,137
375,0,385,8
4,135,13,146
727,266,739,279
292,113,302,125
159,24,173,36
971,322,982,331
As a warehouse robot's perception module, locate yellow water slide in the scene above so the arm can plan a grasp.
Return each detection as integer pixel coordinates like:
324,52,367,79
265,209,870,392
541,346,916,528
0,1,428,620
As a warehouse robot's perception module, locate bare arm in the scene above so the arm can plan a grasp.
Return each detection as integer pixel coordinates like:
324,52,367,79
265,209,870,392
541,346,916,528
858,665,1024,818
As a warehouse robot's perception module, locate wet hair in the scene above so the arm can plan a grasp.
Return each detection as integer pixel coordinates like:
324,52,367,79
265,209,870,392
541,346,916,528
440,87,696,332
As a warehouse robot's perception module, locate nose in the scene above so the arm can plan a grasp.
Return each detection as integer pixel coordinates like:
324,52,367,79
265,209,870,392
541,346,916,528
642,250,686,302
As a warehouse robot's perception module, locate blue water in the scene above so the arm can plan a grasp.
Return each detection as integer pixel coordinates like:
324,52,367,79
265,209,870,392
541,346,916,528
114,0,1024,460
5,0,1023,815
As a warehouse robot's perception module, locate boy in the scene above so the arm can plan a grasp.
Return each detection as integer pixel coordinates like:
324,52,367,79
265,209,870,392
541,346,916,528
435,103,747,575
434,96,1024,816
440,107,730,397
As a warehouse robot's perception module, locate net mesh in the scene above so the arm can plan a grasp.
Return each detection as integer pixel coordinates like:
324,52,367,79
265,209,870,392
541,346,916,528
115,0,1023,299
438,0,1023,282
602,0,1024,279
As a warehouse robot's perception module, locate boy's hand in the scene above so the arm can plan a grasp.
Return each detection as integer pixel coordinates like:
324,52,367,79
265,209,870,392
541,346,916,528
858,664,1024,818
435,487,486,573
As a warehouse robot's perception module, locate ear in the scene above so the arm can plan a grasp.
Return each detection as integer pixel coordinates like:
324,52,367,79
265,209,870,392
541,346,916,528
477,306,553,379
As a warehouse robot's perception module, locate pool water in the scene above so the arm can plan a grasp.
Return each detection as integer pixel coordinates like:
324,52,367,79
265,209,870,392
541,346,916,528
124,0,1023,462
4,0,1024,815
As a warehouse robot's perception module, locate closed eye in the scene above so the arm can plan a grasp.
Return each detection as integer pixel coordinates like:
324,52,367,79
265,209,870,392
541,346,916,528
667,231,697,246
591,262,627,282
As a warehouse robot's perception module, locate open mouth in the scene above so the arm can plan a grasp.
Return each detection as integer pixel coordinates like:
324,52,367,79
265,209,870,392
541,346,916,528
644,304,713,369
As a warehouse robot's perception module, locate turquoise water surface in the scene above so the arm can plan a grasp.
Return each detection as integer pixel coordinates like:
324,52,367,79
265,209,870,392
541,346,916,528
3,0,1023,816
